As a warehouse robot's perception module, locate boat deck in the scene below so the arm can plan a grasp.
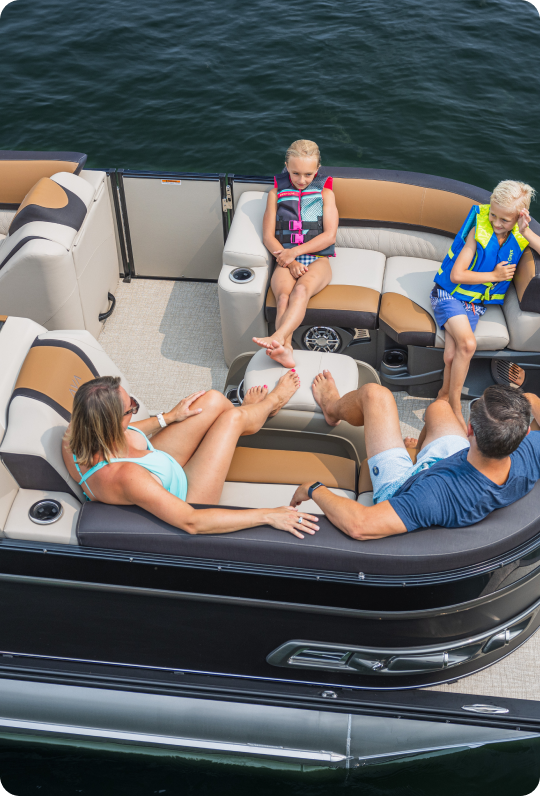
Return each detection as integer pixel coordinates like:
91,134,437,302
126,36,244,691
98,278,536,703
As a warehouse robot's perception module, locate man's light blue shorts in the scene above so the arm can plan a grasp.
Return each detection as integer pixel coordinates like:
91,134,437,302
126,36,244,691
368,435,470,504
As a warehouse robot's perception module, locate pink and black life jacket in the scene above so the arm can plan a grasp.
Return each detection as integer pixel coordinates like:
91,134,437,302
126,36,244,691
274,172,335,256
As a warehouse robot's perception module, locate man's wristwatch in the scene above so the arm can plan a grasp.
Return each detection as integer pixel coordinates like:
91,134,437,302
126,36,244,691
308,482,324,499
156,413,167,428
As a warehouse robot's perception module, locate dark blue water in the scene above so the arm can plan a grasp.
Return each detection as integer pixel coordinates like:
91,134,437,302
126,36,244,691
2,0,540,791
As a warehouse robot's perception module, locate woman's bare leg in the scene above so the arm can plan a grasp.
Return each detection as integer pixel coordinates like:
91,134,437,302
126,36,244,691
253,258,332,368
185,371,300,503
151,390,233,467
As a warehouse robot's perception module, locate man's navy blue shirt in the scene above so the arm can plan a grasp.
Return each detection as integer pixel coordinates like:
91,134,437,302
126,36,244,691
389,431,540,532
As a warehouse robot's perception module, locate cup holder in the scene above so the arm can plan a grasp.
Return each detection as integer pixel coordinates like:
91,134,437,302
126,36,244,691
229,268,255,284
383,349,408,369
29,499,64,525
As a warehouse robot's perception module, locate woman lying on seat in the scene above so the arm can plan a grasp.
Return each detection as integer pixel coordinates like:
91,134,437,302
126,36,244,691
62,376,319,538
252,139,339,368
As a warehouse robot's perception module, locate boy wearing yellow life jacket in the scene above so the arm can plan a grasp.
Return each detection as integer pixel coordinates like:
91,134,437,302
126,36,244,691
431,180,540,430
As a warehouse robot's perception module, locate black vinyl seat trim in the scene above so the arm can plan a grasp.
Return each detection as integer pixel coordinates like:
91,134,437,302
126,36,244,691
77,482,540,578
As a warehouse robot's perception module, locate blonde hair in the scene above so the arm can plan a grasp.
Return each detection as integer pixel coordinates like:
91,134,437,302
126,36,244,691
285,139,321,167
491,180,536,212
68,376,125,468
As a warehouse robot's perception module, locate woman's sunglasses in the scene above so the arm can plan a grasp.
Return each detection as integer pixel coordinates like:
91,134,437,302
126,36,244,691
123,396,140,417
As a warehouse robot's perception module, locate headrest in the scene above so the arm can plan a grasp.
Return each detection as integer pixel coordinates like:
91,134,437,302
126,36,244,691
8,173,94,245
0,331,150,500
0,151,87,207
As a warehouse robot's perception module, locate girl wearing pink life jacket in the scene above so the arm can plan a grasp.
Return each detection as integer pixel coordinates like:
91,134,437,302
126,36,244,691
253,139,339,368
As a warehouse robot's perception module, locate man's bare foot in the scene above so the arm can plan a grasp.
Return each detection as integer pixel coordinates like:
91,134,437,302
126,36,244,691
312,370,341,426
253,335,282,351
242,385,268,405
265,340,296,369
267,370,300,417
403,437,418,448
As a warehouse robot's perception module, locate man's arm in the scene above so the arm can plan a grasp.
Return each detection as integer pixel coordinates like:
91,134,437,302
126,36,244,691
290,484,407,541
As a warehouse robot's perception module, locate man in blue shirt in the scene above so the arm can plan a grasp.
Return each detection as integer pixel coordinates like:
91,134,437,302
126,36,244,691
290,371,540,539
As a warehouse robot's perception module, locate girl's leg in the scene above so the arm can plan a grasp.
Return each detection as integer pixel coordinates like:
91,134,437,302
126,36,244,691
442,314,477,430
185,371,300,503
261,258,332,368
151,390,233,467
253,267,296,362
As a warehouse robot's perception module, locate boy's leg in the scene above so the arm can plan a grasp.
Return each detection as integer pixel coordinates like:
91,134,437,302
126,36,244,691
442,314,477,430
312,373,405,458
437,332,456,402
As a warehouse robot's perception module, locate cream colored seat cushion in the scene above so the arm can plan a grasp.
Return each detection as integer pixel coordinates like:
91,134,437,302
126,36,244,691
244,349,361,413
503,284,540,352
381,256,510,350
267,247,386,330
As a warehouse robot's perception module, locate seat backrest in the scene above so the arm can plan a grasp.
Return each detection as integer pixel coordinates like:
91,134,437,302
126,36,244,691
0,151,87,208
0,320,149,502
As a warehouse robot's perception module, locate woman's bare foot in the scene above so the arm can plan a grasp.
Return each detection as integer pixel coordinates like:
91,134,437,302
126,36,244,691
312,370,341,426
265,340,296,369
403,437,418,448
242,385,268,405
267,369,300,416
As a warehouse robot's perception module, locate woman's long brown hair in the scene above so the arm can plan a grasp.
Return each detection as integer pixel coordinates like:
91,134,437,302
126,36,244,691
68,376,125,468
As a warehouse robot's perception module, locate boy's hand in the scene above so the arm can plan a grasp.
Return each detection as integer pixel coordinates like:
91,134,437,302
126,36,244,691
273,249,297,268
518,209,532,236
493,261,516,281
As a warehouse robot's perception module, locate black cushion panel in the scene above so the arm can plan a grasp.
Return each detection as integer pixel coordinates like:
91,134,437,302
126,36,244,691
9,186,88,236
379,317,436,347
1,453,79,500
77,483,540,577
266,305,378,330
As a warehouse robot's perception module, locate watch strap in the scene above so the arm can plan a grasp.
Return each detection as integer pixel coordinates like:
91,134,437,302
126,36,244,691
156,413,167,428
308,481,324,499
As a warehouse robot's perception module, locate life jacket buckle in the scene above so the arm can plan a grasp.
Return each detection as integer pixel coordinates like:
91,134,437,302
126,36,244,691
288,220,303,231
290,233,304,244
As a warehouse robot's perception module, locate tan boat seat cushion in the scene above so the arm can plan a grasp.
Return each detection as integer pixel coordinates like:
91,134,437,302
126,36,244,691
266,247,386,330
380,256,510,350
220,446,357,512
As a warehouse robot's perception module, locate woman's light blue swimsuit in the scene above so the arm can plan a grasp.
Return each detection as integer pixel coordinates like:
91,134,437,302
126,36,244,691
73,425,188,502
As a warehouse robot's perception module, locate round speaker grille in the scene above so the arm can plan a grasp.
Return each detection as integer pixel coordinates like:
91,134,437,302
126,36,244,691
29,499,64,525
302,326,341,353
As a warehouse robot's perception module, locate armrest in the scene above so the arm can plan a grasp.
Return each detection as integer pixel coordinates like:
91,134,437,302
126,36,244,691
514,247,540,313
223,191,272,269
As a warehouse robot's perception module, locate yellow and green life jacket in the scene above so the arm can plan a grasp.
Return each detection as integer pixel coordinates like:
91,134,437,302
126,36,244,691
434,204,528,305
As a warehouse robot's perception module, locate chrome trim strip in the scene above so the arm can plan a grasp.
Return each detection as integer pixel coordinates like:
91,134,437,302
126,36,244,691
0,717,347,762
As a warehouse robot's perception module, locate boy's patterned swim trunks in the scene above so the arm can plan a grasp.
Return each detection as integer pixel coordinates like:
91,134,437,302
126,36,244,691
430,286,486,332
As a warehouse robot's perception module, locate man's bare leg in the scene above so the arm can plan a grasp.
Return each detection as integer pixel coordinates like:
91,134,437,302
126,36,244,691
419,398,468,449
312,372,405,459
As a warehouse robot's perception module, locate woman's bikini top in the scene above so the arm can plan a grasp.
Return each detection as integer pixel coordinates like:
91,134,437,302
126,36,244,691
73,426,188,502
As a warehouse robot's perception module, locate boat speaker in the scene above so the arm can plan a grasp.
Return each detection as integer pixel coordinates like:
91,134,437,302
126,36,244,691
29,499,63,525
229,268,254,284
302,326,341,353
491,359,525,389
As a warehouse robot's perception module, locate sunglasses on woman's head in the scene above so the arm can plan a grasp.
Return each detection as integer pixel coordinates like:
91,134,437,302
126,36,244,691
123,396,140,417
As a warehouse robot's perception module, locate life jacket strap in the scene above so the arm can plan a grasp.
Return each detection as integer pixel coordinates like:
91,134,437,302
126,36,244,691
276,220,321,231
